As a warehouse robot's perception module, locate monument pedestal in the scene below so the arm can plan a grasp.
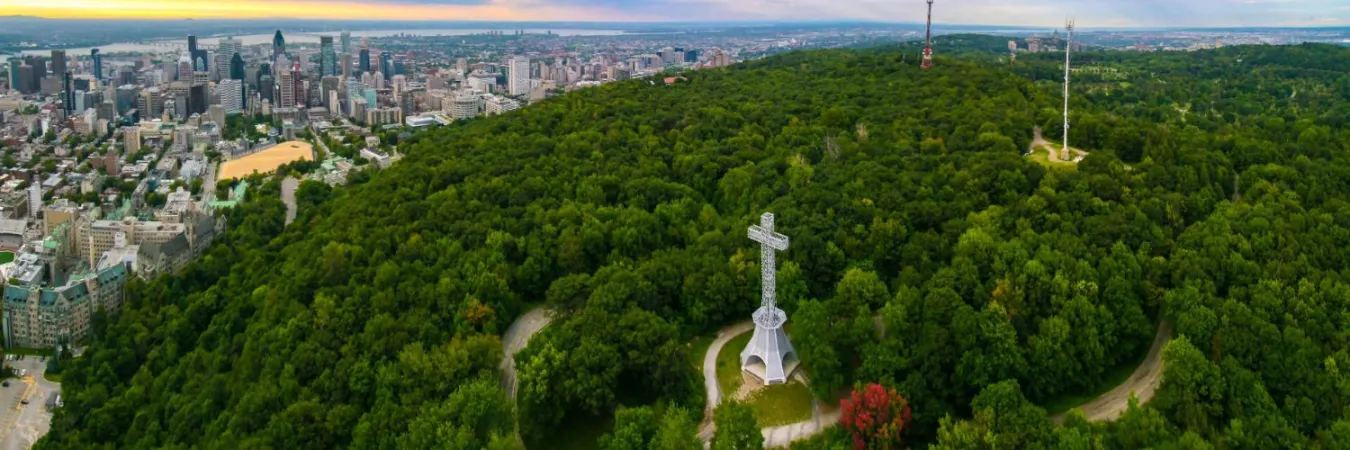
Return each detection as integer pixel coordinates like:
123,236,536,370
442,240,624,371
740,306,798,385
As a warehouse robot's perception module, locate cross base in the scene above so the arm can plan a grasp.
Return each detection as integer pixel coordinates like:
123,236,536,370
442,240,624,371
741,306,798,385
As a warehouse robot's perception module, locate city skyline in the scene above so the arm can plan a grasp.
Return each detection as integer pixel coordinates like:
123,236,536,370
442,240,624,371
2,0,1349,28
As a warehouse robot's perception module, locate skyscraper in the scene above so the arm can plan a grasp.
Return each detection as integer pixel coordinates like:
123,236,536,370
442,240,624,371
340,31,351,55
6,58,18,91
291,63,305,107
50,50,67,79
272,30,286,61
341,54,353,79
187,35,208,72
62,72,74,113
91,49,103,80
258,63,273,103
359,48,371,74
220,79,243,113
379,52,392,81
508,56,530,96
320,36,336,77
218,37,242,60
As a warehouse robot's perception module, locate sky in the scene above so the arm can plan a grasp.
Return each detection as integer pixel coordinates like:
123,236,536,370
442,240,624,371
0,0,1347,27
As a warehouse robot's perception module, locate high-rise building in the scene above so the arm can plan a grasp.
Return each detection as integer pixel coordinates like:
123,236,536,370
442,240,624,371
456,58,468,75
341,54,352,79
6,58,19,91
272,30,286,61
508,56,530,96
62,72,74,113
340,31,351,54
189,83,208,116
379,52,392,81
218,37,242,60
277,65,296,108
220,79,244,113
123,126,141,152
90,49,103,80
51,50,67,79
291,63,305,107
359,48,371,74
230,54,245,81
320,36,336,77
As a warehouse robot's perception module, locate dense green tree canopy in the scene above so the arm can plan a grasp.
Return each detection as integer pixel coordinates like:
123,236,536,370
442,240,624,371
36,40,1350,449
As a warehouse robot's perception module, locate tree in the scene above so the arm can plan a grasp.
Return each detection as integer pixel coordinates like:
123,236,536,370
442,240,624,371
840,383,912,449
711,401,762,450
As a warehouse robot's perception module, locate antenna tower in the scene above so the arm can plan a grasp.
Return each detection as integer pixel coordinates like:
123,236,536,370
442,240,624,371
921,0,935,69
1061,19,1074,160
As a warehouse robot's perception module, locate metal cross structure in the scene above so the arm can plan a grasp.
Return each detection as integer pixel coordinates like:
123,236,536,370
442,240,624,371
741,212,798,385
1062,19,1075,160
921,0,936,69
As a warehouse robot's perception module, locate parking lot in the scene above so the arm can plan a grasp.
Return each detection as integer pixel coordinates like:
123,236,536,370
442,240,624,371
0,356,59,450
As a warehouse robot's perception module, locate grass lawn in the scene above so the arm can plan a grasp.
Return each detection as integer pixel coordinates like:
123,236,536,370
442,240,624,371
746,380,814,427
1040,338,1153,415
1027,145,1078,172
688,335,714,370
0,251,13,264
43,371,61,383
716,331,752,395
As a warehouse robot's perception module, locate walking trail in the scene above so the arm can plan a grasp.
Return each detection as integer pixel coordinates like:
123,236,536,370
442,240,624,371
281,177,299,225
1052,320,1174,424
500,307,553,399
697,322,838,447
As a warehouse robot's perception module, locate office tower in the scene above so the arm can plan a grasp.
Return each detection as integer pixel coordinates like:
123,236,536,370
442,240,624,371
63,73,74,113
189,83,208,115
188,35,198,56
272,30,286,61
392,57,404,76
6,58,18,91
340,31,351,54
346,78,362,117
291,63,304,107
320,36,336,77
220,79,243,113
259,74,274,103
508,56,530,96
341,54,352,79
379,52,392,81
218,37,242,59
51,50,67,79
456,58,468,75
208,104,225,127
359,48,371,74
277,65,296,108
115,85,138,114
213,53,230,81
89,49,103,80
230,53,245,81
321,76,339,110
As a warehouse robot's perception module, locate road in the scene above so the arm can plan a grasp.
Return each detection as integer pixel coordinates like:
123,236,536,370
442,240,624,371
1054,320,1174,424
499,307,553,399
281,177,299,225
0,357,59,450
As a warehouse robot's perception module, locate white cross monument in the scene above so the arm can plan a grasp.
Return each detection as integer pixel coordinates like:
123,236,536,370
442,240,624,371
741,212,799,385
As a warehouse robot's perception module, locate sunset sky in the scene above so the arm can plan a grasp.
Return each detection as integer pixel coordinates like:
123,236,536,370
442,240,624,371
1,0,1347,27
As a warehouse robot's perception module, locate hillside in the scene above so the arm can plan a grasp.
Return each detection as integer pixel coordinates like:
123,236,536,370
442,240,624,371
38,43,1350,449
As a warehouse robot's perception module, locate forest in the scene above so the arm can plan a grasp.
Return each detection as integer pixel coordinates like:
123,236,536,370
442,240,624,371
34,37,1350,449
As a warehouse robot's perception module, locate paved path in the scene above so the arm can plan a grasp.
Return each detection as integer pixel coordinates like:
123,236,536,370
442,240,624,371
1053,320,1173,424
281,177,299,225
500,307,553,399
0,357,59,450
697,322,837,447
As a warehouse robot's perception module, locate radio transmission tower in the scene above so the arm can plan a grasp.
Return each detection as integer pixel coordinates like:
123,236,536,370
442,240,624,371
921,0,935,69
1061,19,1074,160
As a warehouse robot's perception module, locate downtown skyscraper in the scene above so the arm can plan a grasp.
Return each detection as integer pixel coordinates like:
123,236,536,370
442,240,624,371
320,36,337,77
90,49,103,80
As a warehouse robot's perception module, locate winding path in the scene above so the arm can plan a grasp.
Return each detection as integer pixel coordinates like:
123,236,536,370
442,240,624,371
281,177,299,225
500,307,553,399
1053,320,1174,424
697,322,838,447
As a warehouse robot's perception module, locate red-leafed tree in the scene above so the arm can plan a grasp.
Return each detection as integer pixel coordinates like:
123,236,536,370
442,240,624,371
840,383,912,449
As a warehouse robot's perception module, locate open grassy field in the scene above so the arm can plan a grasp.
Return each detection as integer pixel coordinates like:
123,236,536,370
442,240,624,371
219,141,314,179
0,251,13,265
1028,145,1078,172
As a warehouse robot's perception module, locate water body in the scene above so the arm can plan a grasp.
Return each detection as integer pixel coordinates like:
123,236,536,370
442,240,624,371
10,29,625,56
